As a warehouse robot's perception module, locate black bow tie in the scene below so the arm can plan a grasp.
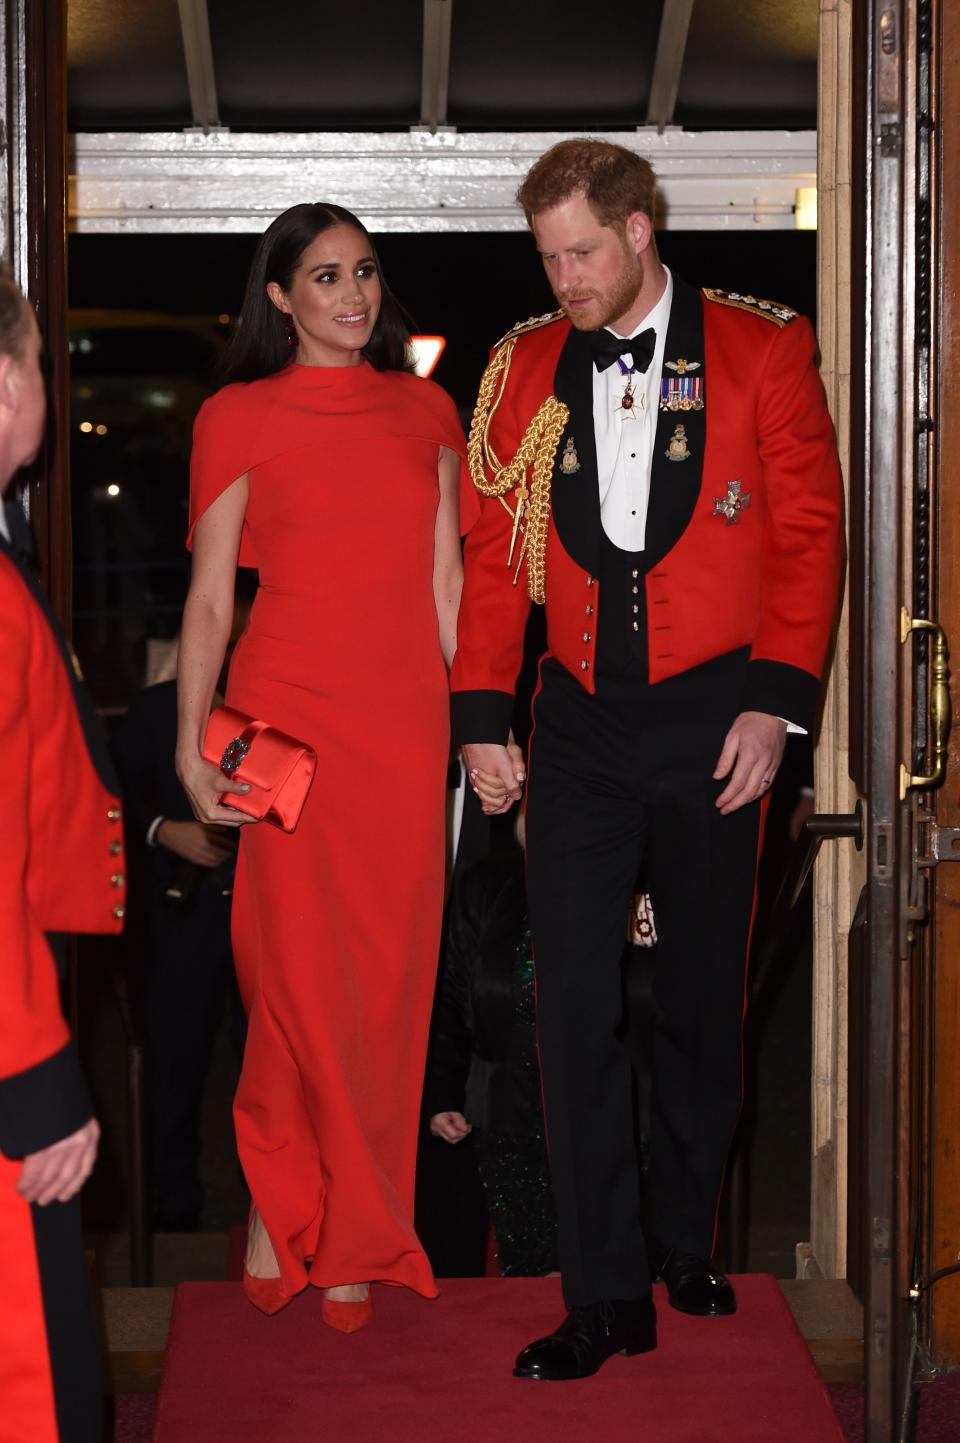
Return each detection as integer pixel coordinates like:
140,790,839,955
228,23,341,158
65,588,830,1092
590,326,656,375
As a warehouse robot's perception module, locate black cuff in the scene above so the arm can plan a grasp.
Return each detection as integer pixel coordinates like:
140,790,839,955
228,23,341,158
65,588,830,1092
450,690,515,747
740,659,821,735
0,1040,94,1160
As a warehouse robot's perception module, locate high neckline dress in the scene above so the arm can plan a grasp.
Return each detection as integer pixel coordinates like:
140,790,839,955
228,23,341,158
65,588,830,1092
188,359,477,1300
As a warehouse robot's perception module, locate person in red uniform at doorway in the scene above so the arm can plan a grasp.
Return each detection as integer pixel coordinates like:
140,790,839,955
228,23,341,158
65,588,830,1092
0,265,126,1441
177,204,479,1332
452,140,844,1381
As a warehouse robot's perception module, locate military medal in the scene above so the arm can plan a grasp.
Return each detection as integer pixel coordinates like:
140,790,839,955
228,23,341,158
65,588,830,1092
665,424,691,462
615,356,643,417
560,437,581,474
660,373,704,412
713,479,752,524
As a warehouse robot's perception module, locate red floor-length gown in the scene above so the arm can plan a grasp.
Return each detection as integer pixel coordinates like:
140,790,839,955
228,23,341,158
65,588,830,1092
188,358,476,1300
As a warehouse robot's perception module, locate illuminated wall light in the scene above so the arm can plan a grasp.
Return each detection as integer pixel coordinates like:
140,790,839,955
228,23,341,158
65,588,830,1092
79,421,93,433
794,186,818,231
106,483,121,497
218,313,231,325
95,423,108,435
408,335,446,378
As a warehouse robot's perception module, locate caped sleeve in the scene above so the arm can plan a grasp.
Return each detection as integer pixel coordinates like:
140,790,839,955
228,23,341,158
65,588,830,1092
419,378,480,538
187,385,258,568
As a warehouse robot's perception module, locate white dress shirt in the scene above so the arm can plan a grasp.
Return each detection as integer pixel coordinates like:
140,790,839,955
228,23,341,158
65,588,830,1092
593,268,674,551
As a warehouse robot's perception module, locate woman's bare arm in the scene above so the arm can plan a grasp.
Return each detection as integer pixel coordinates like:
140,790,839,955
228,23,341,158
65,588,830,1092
176,474,254,824
434,446,464,670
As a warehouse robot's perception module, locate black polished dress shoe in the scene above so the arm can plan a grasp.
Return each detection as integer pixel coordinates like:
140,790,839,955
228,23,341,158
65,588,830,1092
513,1297,657,1381
656,1251,737,1316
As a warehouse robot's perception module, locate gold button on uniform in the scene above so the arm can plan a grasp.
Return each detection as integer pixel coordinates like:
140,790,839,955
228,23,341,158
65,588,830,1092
583,632,591,642
111,873,125,888
632,586,639,595
633,622,640,631
107,807,121,822
580,660,589,671
113,904,126,920
110,839,123,855
585,605,594,616
631,569,639,579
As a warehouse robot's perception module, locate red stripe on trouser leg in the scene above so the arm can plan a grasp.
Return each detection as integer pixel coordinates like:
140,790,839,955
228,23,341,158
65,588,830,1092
0,1155,58,1443
708,789,772,1259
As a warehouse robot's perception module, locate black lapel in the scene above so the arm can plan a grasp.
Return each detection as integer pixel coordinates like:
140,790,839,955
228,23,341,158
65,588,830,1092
643,276,706,570
0,533,119,793
550,325,601,577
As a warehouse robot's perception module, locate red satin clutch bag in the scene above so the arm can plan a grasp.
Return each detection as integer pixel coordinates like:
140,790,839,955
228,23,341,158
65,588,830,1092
202,706,317,833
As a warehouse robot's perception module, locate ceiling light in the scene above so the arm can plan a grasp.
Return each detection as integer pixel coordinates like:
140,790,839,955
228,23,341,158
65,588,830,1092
408,335,446,378
795,187,817,231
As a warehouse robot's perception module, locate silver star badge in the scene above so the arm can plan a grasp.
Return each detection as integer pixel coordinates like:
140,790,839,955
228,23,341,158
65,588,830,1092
713,480,752,525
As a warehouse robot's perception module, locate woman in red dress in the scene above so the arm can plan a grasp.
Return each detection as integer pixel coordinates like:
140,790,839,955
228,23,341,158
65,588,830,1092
176,204,476,1330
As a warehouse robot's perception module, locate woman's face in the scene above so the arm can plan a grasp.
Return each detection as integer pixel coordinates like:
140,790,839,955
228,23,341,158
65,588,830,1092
0,314,46,492
268,223,382,366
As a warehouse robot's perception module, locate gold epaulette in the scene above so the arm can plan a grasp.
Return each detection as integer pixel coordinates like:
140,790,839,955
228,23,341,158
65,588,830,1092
467,311,569,606
703,288,798,328
494,309,565,348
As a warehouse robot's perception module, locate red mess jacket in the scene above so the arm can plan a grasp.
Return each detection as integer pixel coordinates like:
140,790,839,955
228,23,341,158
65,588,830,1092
0,541,125,1157
451,278,844,742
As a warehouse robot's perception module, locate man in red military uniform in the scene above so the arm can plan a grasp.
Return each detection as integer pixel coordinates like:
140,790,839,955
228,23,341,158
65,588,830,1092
452,140,843,1381
0,268,126,1442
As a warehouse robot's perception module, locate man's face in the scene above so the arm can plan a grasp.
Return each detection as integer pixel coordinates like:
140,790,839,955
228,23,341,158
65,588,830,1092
531,192,647,333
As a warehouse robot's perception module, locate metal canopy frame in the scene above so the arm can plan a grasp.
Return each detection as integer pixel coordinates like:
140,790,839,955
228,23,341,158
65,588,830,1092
69,127,816,233
419,0,453,131
175,0,220,132
647,0,697,130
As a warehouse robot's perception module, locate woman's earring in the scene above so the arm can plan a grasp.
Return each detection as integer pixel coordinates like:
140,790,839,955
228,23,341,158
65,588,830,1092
285,314,298,348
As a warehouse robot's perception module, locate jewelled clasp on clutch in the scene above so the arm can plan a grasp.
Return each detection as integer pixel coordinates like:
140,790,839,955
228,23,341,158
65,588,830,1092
220,736,251,774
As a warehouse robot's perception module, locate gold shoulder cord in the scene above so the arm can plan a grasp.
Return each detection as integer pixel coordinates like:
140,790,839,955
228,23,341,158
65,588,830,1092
466,335,569,606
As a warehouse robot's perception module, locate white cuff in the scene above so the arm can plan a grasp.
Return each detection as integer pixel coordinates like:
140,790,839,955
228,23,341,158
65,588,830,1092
146,815,166,847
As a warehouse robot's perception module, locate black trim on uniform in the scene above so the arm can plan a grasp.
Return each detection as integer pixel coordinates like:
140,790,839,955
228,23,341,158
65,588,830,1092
0,1039,93,1160
740,657,820,734
451,688,515,747
31,1198,103,1443
643,277,707,569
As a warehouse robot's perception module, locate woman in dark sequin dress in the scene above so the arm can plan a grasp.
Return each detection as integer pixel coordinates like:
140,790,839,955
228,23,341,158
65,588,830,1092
425,853,559,1277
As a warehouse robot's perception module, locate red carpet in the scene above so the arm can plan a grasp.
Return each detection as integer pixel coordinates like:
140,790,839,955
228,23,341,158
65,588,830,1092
153,1275,844,1442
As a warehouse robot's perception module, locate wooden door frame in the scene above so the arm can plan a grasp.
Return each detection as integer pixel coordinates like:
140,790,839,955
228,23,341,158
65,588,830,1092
1,0,70,622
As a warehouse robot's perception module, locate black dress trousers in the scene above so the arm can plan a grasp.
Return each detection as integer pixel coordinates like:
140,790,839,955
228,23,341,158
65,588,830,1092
525,651,765,1307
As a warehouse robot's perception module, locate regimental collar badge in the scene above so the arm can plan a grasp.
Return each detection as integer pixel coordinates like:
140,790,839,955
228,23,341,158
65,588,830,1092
713,479,752,524
665,424,691,462
665,357,700,374
560,436,581,474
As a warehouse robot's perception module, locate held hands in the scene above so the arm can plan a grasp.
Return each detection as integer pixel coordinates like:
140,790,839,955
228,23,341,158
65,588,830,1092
713,711,787,814
17,1118,100,1206
176,751,255,828
157,819,238,866
430,1111,473,1144
462,735,526,816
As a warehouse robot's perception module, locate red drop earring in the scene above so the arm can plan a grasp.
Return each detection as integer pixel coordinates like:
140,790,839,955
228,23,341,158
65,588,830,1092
285,314,298,348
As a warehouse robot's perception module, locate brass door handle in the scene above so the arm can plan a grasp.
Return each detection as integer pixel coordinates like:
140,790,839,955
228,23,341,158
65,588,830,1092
899,608,951,800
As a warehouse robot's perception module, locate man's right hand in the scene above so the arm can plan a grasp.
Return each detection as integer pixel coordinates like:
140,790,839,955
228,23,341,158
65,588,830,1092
17,1118,100,1206
157,819,237,867
462,741,525,815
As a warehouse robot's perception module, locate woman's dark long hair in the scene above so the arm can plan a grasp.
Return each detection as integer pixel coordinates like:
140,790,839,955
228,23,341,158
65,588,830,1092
219,203,415,384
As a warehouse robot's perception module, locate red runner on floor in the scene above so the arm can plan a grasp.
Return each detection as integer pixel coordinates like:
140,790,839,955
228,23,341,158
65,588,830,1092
153,1275,845,1442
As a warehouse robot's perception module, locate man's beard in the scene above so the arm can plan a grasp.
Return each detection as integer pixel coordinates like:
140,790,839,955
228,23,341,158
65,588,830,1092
558,249,645,332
